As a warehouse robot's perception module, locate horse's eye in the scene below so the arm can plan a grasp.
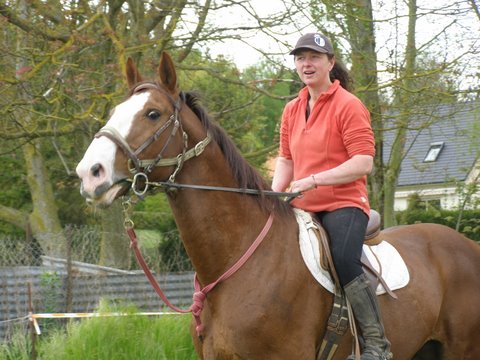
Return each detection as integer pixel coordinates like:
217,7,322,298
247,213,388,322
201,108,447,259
146,110,161,121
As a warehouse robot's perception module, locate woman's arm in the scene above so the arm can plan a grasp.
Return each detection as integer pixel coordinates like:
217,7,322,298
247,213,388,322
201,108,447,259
290,154,373,193
271,156,294,192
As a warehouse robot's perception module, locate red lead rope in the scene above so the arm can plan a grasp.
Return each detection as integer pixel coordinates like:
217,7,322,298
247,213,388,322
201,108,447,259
126,213,274,339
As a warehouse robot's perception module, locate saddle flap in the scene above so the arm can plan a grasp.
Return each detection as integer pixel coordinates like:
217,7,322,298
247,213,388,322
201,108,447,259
295,209,410,296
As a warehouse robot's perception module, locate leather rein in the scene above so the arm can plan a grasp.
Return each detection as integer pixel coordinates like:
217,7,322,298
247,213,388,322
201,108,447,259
95,82,300,200
123,199,274,341
96,83,297,340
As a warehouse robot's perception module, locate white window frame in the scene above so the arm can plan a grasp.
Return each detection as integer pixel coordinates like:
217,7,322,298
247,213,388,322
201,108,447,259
423,141,444,162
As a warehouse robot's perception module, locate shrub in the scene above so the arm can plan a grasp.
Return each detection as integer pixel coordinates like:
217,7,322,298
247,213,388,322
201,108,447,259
35,301,197,360
396,209,480,242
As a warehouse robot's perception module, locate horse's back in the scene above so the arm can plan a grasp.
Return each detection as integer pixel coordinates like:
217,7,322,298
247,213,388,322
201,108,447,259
382,222,480,300
380,223,480,359
382,222,480,274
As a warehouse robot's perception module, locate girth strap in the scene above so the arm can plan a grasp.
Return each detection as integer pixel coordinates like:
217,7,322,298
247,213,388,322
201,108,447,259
313,223,350,360
317,286,349,360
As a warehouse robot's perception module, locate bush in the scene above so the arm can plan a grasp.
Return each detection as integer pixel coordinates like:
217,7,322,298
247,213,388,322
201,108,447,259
396,208,480,242
36,301,197,360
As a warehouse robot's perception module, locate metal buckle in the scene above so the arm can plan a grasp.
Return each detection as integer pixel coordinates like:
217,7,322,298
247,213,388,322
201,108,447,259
131,172,149,197
194,140,206,156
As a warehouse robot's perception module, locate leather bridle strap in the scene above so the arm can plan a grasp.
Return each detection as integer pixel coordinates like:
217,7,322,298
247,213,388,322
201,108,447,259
95,83,183,175
135,132,212,169
125,212,274,341
95,126,141,171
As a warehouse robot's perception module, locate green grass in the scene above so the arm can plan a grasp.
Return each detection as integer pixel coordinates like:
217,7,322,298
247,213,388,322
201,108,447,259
0,325,32,360
1,301,198,360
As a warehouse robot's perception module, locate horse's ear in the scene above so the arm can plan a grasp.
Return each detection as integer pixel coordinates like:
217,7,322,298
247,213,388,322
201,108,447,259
125,57,143,90
158,52,177,93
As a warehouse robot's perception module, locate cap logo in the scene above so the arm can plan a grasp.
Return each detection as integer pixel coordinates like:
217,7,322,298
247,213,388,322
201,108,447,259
314,34,325,47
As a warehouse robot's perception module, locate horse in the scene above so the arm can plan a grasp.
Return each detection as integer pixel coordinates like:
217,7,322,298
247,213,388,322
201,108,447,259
76,52,480,360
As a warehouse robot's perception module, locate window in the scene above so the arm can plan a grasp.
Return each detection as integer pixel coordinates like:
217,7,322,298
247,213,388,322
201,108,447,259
423,142,444,162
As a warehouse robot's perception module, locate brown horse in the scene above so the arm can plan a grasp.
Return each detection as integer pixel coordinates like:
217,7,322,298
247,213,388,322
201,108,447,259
76,52,480,359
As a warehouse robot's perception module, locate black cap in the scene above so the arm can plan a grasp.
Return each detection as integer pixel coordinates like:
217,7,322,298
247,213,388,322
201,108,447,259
290,33,334,55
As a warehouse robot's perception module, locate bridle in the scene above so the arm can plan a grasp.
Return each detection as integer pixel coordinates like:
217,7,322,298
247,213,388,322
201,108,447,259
94,82,300,201
94,82,212,195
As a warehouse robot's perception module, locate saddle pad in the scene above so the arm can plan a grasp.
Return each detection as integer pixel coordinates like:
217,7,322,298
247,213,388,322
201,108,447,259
295,209,410,295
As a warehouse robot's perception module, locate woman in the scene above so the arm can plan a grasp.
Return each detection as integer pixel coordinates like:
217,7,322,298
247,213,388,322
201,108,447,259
271,32,392,360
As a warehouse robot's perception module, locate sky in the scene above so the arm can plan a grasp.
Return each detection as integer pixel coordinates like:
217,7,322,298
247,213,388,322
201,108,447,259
203,0,309,69
197,0,479,93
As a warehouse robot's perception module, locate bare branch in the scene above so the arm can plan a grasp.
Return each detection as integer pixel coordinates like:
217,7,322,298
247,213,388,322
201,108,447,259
0,2,70,42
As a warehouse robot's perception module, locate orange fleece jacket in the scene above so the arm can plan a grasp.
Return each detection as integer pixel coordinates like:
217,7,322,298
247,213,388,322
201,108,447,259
279,80,375,215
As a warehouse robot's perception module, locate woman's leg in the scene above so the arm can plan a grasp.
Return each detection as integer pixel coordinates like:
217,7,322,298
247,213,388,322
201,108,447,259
317,207,366,286
317,207,392,360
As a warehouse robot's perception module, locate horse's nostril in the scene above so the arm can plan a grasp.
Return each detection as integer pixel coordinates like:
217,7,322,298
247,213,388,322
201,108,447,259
91,163,102,178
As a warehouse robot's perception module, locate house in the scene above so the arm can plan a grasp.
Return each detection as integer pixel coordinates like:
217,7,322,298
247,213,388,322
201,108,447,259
383,100,480,211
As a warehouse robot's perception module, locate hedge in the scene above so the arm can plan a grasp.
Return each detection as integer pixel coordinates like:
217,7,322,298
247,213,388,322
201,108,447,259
396,209,480,242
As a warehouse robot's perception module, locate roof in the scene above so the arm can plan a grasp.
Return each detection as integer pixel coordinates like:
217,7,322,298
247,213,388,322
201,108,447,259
383,100,480,187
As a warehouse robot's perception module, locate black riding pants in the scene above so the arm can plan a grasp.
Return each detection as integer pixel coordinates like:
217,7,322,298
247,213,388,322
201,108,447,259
315,207,368,287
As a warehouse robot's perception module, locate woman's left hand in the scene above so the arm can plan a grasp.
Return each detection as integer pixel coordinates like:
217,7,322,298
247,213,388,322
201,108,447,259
290,175,316,194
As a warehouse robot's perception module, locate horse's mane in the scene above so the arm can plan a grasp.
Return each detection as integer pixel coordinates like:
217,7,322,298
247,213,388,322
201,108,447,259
183,91,293,217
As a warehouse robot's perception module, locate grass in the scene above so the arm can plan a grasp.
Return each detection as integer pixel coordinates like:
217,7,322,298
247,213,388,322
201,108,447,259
0,325,32,360
1,301,198,360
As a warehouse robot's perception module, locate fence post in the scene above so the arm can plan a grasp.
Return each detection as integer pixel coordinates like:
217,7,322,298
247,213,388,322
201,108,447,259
28,282,37,360
65,225,73,313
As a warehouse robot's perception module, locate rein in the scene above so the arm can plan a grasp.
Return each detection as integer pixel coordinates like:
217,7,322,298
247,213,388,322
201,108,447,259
94,82,301,201
123,198,274,340
128,175,301,201
100,83,298,339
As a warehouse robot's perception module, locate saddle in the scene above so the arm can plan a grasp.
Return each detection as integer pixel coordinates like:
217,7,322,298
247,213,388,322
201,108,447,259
310,210,395,360
364,209,382,244
312,209,396,299
294,208,409,359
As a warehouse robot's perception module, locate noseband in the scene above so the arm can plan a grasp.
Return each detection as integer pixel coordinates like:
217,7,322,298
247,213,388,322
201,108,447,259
95,82,211,194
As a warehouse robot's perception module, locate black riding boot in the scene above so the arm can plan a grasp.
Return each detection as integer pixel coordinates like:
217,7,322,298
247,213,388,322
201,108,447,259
344,273,393,360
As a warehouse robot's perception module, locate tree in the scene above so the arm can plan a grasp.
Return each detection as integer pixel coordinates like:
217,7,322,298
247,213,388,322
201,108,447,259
8,0,67,257
305,0,480,226
382,0,418,227
0,0,307,266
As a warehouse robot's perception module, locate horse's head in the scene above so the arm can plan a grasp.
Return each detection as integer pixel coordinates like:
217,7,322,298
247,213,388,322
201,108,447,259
76,52,195,206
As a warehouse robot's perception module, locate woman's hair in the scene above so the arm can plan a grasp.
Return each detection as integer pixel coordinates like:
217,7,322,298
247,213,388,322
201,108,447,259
328,54,353,92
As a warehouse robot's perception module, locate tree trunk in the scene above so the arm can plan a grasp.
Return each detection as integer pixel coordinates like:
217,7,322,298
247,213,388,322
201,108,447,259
15,0,66,257
23,141,66,257
99,201,130,269
383,0,418,227
344,0,384,218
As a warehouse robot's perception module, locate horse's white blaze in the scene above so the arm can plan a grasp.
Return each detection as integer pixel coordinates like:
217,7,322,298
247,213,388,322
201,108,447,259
76,92,151,199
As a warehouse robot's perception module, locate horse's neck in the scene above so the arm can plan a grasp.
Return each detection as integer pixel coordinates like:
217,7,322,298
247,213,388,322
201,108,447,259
167,153,270,284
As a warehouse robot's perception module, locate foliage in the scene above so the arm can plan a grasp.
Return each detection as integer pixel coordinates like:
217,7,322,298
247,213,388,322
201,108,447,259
36,301,197,360
0,301,197,360
130,193,191,272
178,54,282,167
1,0,479,264
0,325,32,360
39,271,64,334
396,208,480,242
0,1,293,249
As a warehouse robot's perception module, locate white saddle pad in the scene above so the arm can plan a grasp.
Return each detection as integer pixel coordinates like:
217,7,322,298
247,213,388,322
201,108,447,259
295,209,410,295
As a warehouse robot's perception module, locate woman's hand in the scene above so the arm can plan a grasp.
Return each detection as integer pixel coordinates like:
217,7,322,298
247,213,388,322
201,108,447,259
289,174,317,194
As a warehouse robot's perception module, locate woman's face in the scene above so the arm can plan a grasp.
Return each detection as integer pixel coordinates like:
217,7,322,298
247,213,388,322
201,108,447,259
294,50,334,88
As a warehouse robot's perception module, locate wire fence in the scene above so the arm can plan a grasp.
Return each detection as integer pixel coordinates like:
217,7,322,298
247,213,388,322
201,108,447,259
0,225,194,343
